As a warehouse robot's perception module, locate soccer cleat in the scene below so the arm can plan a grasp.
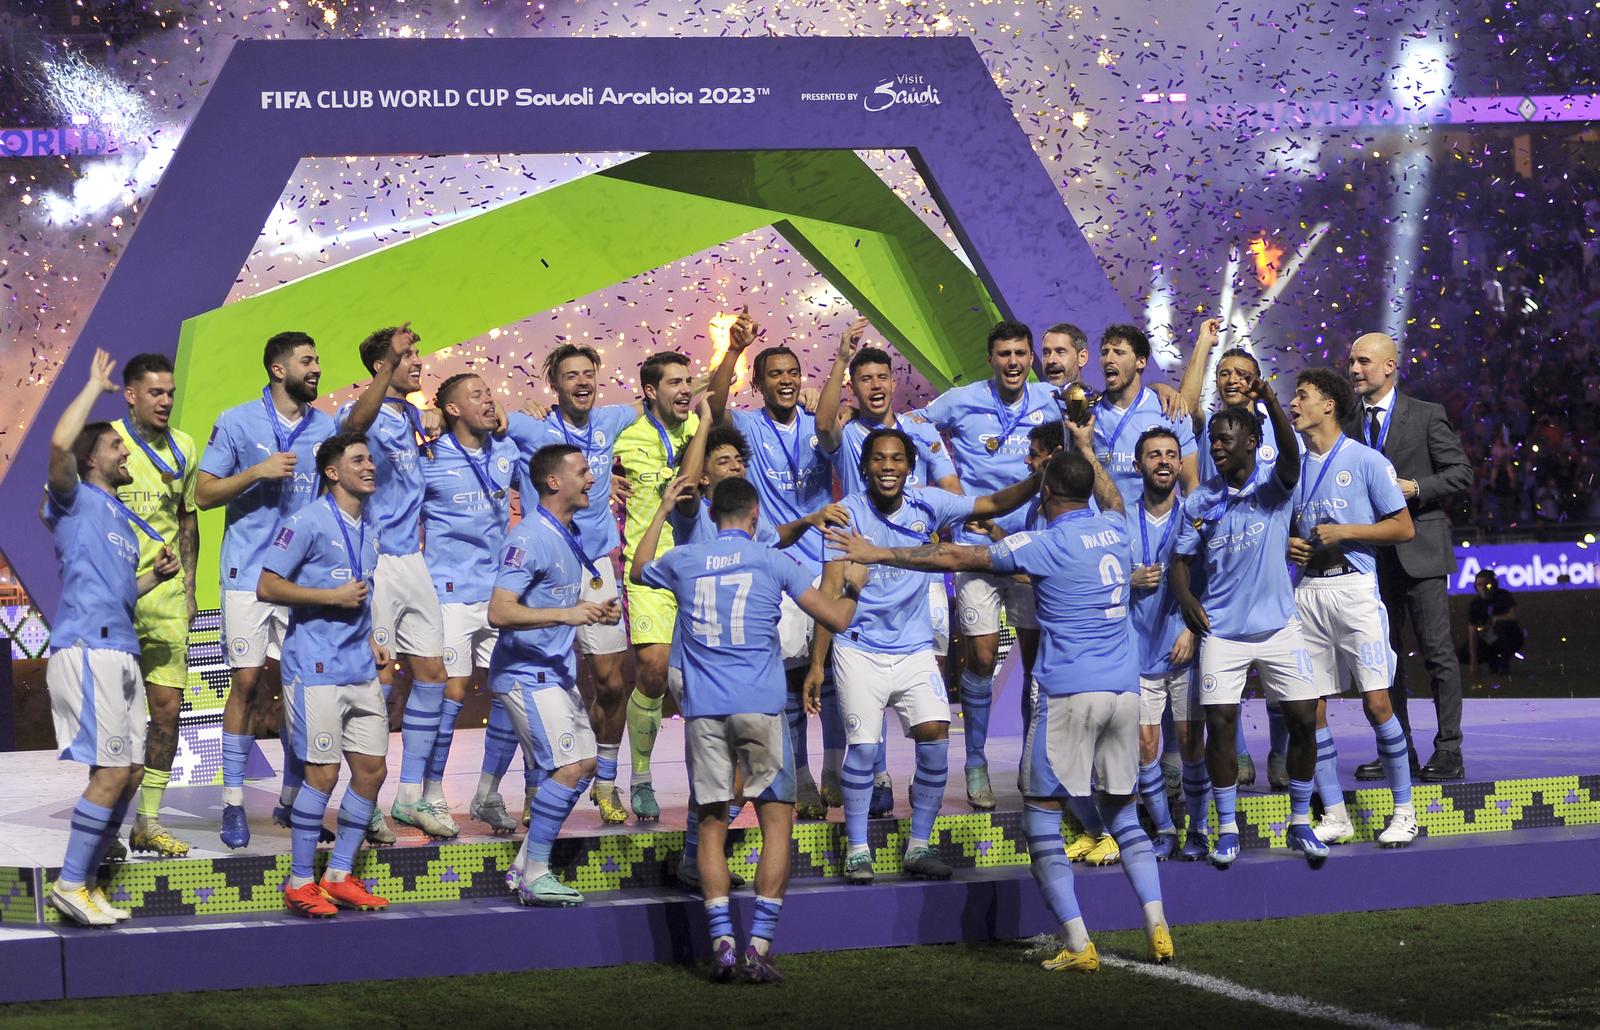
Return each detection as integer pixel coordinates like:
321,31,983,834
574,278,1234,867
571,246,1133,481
591,783,629,825
365,807,396,847
274,804,336,844
1084,835,1121,867
1150,831,1180,861
102,835,127,864
284,881,337,918
1313,811,1356,845
515,871,584,908
710,938,739,983
869,777,895,818
794,775,826,821
1286,824,1331,865
320,876,389,911
842,850,875,885
424,797,460,836
1041,940,1100,973
504,863,524,894
130,823,191,858
1210,831,1240,868
1178,830,1211,862
1377,810,1419,848
676,859,745,892
391,798,458,840
87,887,132,922
739,945,785,984
1267,751,1289,791
471,794,519,835
902,845,952,880
965,765,996,811
1147,923,1175,964
820,769,844,810
1237,752,1257,788
220,803,251,850
1065,833,1098,862
49,882,115,927
630,783,661,823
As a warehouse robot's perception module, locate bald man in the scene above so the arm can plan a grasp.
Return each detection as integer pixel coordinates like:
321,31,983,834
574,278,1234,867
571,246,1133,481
1343,333,1472,781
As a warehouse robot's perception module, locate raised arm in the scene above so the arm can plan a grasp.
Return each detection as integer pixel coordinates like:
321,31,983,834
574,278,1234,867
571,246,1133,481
673,398,715,517
1254,377,1299,492
816,317,868,453
628,477,694,586
48,348,119,496
707,309,758,424
1067,413,1124,514
341,323,414,435
1178,317,1221,414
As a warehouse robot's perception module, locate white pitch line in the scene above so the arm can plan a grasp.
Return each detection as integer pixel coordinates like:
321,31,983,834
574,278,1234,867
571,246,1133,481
1101,954,1434,1030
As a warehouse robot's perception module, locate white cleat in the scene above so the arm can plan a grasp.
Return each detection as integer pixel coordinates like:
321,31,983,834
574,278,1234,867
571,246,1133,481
48,883,115,927
1313,811,1355,845
1377,810,1419,848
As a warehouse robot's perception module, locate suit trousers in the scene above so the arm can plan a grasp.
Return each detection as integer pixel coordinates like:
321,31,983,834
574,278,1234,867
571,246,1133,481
1376,548,1464,758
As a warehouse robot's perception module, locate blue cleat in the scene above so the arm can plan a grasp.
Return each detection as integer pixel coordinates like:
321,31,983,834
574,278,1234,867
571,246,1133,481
1178,830,1211,862
1286,824,1331,866
868,777,894,818
1210,831,1240,869
220,804,250,850
1150,831,1179,861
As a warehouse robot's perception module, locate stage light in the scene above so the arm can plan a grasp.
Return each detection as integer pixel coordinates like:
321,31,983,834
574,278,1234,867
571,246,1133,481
1070,111,1089,129
706,311,748,389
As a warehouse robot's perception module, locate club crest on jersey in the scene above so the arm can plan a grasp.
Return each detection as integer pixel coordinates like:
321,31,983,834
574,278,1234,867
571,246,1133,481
272,527,295,549
503,545,526,569
1202,674,1217,694
496,456,511,474
846,713,862,733
1336,471,1353,487
106,736,126,756
1028,410,1044,424
1261,445,1277,461
559,732,576,753
314,732,335,753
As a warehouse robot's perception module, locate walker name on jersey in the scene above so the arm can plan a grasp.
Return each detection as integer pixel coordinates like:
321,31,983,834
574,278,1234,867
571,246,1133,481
1080,528,1123,550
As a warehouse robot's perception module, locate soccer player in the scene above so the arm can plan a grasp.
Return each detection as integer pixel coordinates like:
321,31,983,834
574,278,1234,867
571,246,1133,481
707,311,836,816
337,323,455,841
1169,374,1329,868
827,420,1174,971
818,428,1039,885
503,344,641,825
490,444,624,907
257,432,391,918
614,351,701,822
1286,368,1418,848
43,349,182,926
109,354,198,857
1092,323,1198,512
632,475,864,983
419,373,522,833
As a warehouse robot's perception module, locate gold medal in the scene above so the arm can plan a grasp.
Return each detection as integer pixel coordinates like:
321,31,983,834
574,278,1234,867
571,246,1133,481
160,472,176,484
984,437,1001,453
493,489,506,500
590,575,604,590
660,466,673,481
929,531,940,544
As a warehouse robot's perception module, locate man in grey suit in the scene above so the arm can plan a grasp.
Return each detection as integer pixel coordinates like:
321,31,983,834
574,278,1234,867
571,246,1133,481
1343,333,1472,781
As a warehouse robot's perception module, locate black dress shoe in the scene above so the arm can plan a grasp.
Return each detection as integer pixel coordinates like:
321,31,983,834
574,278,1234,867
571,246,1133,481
1419,753,1465,782
1354,759,1384,781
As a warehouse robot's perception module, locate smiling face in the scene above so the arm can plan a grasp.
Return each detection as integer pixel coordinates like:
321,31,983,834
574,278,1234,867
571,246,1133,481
385,336,423,395
124,371,175,432
988,336,1033,397
90,428,132,488
1215,354,1259,410
553,354,599,417
1039,331,1086,387
445,375,498,436
756,351,803,417
546,451,596,510
849,359,895,419
276,344,322,404
1100,336,1147,396
1208,416,1258,480
645,359,693,425
702,442,747,493
864,434,912,502
1137,433,1180,497
327,441,378,498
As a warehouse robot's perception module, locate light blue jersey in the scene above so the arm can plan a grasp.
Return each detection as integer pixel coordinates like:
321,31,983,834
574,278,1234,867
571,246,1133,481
1175,469,1296,640
262,496,381,687
918,380,1058,544
1292,435,1405,576
504,404,638,559
1196,403,1298,483
337,398,426,556
1129,499,1189,677
641,531,815,718
200,397,336,591
829,487,975,654
1092,387,1196,511
669,496,780,547
41,483,142,654
988,509,1136,696
420,432,521,605
729,408,832,574
827,416,958,496
488,510,585,694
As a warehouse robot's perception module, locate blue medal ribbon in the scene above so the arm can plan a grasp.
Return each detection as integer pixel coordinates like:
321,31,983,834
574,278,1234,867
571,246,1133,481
121,418,186,482
1137,497,1180,568
556,412,597,457
1046,508,1097,529
759,408,804,489
986,380,1029,453
1367,400,1394,452
384,397,432,456
83,482,164,542
325,494,368,582
1195,466,1260,539
537,504,603,587
1295,435,1348,535
1097,387,1150,458
440,432,504,500
867,494,939,542
644,412,677,468
260,387,311,453
717,529,753,541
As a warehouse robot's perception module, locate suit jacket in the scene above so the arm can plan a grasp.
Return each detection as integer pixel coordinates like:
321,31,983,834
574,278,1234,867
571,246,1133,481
1342,390,1472,579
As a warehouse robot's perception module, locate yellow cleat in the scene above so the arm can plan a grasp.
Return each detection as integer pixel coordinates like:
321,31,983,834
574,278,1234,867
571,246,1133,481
591,783,629,825
1148,923,1174,964
1064,833,1098,862
1084,834,1121,867
130,823,191,858
1042,940,1100,973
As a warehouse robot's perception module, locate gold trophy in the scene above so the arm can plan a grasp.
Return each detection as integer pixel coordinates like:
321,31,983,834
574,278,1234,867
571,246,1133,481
1057,382,1098,426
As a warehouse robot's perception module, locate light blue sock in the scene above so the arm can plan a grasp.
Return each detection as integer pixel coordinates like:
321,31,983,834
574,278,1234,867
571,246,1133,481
526,779,581,865
1267,702,1289,756
1289,778,1315,823
1314,726,1345,809
1214,783,1239,832
426,698,464,783
289,785,332,879
728,801,744,822
1181,759,1212,834
959,670,993,769
1138,759,1176,834
61,798,114,885
908,739,948,844
1067,794,1105,837
279,740,306,806
482,697,518,780
87,795,132,871
329,789,374,873
1024,803,1081,926
1376,715,1413,807
785,690,810,770
1234,712,1249,756
596,749,619,784
842,742,879,849
683,798,700,865
400,680,445,785
705,896,733,940
222,732,253,789
1104,798,1164,908
751,895,784,945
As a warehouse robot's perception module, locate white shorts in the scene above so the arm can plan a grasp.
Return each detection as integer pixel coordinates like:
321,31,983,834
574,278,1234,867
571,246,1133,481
500,680,597,771
577,560,629,657
222,589,287,669
1022,690,1140,798
1140,666,1200,724
282,677,389,764
778,575,819,669
48,646,146,767
1198,618,1322,706
928,578,951,657
831,646,951,745
372,551,445,659
685,712,794,806
1296,573,1395,696
954,571,1034,636
441,601,497,680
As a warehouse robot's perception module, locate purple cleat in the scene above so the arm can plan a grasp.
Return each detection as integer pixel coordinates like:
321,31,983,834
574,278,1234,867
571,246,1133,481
710,939,739,983
740,945,785,984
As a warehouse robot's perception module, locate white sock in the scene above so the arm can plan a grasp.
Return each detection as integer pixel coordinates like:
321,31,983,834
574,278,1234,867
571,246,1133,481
222,786,245,807
525,859,550,880
279,783,300,808
324,867,349,883
751,937,772,956
1142,900,1166,935
56,879,84,893
906,836,929,854
1220,820,1239,835
422,779,445,804
475,773,502,801
874,771,892,788
1062,917,1091,952
288,874,313,889
396,782,422,805
1394,802,1414,817
1324,800,1349,823
847,843,871,860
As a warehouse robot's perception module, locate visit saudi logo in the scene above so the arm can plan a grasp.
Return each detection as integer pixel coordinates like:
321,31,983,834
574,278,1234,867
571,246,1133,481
863,74,942,112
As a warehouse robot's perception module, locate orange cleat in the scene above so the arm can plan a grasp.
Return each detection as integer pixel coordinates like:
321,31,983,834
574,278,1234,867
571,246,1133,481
320,876,389,911
285,881,337,918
